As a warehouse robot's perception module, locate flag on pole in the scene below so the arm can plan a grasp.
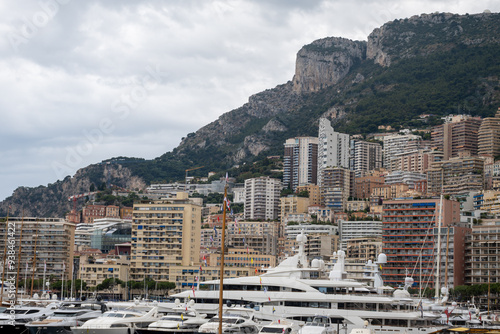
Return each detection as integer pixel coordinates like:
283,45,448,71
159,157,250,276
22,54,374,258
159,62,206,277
272,307,275,314
213,226,218,237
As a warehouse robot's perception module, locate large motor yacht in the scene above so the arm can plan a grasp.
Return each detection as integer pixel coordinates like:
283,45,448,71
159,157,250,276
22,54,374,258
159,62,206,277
173,232,445,334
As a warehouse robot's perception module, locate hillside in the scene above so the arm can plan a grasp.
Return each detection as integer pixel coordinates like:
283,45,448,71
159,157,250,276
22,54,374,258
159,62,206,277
2,11,500,217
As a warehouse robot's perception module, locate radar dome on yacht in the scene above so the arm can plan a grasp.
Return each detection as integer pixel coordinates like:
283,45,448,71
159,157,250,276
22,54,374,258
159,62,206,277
441,287,448,295
175,298,181,305
377,253,387,264
52,294,58,300
33,293,39,299
367,260,373,265
319,259,325,269
189,299,195,306
311,259,320,268
405,277,414,286
296,234,307,243
393,289,411,299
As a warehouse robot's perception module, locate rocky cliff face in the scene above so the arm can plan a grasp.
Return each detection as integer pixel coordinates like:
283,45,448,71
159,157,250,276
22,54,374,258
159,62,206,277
367,11,500,66
0,163,146,218
176,82,302,163
292,37,366,93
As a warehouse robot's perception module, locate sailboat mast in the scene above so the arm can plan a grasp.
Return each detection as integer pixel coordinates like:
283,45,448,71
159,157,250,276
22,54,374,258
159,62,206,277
434,195,443,301
444,227,450,289
218,183,228,334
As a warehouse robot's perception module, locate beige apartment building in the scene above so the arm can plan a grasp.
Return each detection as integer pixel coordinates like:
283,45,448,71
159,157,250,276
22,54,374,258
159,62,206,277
206,248,276,274
296,184,321,206
426,156,485,195
0,217,75,282
130,193,202,282
79,254,130,298
478,108,500,157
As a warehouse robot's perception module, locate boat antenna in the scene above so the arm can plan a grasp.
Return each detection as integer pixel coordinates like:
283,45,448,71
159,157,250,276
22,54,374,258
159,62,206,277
218,173,229,334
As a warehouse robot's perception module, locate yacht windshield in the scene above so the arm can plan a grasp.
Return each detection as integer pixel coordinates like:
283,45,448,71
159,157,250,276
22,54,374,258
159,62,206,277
261,327,286,333
3,309,30,315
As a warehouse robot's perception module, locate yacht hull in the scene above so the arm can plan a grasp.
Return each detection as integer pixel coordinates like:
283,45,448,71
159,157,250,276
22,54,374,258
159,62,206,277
0,323,29,334
71,328,134,334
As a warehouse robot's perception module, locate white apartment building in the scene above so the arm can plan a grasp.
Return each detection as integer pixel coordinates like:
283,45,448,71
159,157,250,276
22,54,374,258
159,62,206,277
383,134,422,171
283,137,318,190
384,170,427,189
244,177,282,220
285,224,338,240
338,220,383,251
317,118,350,186
350,139,383,177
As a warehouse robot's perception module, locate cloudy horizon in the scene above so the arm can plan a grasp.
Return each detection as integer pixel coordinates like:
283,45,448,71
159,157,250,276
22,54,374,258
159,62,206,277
1,1,499,201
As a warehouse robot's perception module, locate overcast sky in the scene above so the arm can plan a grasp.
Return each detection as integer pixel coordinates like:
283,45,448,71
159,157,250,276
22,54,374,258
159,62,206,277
0,1,499,202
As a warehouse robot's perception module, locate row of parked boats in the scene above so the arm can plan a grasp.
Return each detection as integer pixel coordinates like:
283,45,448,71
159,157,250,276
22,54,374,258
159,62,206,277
1,295,499,334
1,232,499,334
0,298,309,334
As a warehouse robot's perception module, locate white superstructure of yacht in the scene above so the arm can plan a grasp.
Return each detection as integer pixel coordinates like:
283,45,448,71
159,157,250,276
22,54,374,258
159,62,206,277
173,232,446,334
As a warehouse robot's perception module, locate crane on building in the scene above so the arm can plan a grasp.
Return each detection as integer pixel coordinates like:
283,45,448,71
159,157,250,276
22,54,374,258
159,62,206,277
68,191,98,214
185,166,205,191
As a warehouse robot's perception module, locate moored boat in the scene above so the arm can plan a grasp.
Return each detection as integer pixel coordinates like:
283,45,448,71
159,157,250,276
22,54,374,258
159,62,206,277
70,306,159,334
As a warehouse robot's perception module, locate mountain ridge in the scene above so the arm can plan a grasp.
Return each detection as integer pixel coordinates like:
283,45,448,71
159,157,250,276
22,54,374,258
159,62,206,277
2,11,500,217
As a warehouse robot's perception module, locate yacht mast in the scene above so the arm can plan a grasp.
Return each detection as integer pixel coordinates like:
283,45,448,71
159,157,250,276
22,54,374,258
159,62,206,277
434,195,443,301
218,180,229,334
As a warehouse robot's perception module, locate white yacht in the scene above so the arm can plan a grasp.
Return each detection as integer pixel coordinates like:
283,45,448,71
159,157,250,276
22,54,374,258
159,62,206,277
26,300,107,334
198,306,260,333
259,318,302,334
0,302,59,334
173,233,445,334
70,306,159,334
136,299,207,334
